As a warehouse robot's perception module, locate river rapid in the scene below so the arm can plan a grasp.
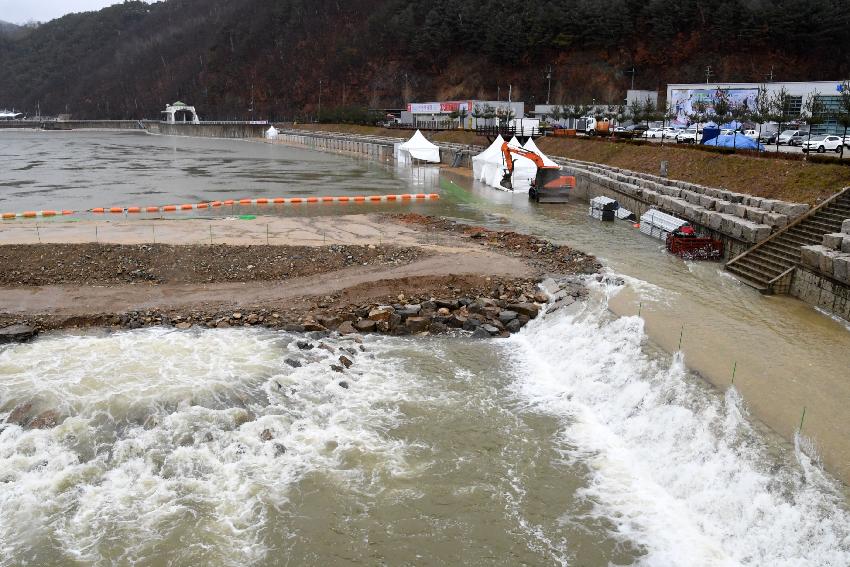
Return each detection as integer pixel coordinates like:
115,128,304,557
1,131,849,565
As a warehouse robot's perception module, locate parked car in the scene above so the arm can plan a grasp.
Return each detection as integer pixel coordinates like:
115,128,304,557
801,135,844,153
643,127,665,138
616,124,649,139
744,129,759,140
788,131,810,146
759,132,778,144
843,134,850,148
676,128,699,143
720,129,736,136
777,129,804,145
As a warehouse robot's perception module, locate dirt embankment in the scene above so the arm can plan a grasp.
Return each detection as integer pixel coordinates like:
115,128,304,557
537,137,850,205
0,216,601,339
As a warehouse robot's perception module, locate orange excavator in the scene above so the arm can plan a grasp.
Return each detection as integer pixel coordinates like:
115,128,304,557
499,142,575,203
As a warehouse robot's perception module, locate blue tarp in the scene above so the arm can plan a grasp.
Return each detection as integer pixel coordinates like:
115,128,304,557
702,134,764,151
701,127,720,144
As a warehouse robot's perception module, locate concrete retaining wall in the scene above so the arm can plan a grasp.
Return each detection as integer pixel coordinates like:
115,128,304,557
561,161,753,258
0,120,141,130
144,122,266,138
790,267,850,321
273,132,396,162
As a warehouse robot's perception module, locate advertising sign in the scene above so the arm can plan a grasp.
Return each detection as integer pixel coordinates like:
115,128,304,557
670,88,758,126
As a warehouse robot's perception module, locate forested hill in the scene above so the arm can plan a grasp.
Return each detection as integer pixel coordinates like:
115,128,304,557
1,0,850,119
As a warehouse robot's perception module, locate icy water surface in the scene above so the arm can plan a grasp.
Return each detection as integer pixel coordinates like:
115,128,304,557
0,131,410,212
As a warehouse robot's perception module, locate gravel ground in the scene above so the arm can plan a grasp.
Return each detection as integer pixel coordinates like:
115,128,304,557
0,244,424,286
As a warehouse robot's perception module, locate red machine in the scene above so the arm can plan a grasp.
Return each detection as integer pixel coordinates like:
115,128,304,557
666,234,724,260
499,142,575,203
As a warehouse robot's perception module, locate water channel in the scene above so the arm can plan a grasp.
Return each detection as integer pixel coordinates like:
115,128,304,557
0,130,848,566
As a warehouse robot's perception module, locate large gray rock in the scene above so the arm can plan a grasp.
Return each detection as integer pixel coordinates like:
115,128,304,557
833,255,850,284
801,245,826,269
0,325,37,344
843,219,850,235
354,319,377,332
820,248,842,276
405,317,430,333
368,306,394,322
823,233,845,251
507,303,539,318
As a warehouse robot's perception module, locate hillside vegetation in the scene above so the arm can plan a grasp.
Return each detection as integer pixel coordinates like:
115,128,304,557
1,0,850,119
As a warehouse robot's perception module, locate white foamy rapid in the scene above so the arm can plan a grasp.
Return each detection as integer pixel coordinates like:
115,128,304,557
0,328,414,566
505,279,850,566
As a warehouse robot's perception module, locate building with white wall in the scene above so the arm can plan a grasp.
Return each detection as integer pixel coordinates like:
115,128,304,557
666,81,847,134
401,100,525,129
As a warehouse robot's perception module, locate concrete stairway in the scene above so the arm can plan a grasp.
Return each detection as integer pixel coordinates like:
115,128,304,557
725,187,850,293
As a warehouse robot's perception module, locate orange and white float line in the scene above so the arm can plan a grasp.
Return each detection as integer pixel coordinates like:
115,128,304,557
85,193,440,214
1,210,74,220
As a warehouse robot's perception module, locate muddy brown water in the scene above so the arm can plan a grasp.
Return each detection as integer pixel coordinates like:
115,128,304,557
0,131,848,566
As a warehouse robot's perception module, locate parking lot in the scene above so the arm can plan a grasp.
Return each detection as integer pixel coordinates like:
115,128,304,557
637,133,850,159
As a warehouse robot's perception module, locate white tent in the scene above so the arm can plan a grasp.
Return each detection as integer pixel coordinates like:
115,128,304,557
397,130,441,163
265,126,279,139
523,138,557,166
506,137,539,193
472,135,506,188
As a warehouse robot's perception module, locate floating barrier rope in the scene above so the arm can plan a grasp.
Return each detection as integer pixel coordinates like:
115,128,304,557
86,193,440,214
2,194,439,220
1,210,75,220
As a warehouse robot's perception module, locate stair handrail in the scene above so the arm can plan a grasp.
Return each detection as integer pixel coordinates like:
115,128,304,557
726,186,850,267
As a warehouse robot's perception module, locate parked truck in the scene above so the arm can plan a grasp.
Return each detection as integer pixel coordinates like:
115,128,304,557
576,116,610,136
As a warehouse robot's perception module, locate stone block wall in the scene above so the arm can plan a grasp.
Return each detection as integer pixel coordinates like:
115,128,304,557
556,157,810,250
800,219,850,285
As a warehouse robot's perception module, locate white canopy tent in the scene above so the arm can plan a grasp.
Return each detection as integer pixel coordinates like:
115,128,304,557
265,126,279,139
471,135,506,189
523,138,557,166
396,130,441,163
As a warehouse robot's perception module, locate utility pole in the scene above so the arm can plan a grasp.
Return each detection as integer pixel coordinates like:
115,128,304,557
767,65,774,82
545,65,553,105
249,82,254,122
508,84,512,103
318,79,323,123
705,66,713,85
626,67,636,91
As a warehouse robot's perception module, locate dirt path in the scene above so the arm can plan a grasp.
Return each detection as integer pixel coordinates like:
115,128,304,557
0,249,529,316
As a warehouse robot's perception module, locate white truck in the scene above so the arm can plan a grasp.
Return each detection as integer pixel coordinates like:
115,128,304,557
575,116,610,136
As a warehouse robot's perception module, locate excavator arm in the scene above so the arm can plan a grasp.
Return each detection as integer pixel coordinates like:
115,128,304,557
499,142,574,203
501,142,550,173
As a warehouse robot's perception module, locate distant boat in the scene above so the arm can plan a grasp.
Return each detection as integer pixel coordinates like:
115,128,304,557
0,109,23,120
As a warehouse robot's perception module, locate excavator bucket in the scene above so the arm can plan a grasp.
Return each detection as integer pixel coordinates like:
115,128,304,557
531,168,575,203
499,171,513,190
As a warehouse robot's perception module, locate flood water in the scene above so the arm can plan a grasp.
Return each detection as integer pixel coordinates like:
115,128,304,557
1,131,850,566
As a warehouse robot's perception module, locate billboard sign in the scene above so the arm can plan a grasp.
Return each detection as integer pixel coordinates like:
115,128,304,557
407,101,473,114
669,88,758,126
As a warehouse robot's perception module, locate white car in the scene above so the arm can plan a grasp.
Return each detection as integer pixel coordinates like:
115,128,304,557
676,128,699,143
643,127,664,138
720,129,736,136
744,129,759,139
801,135,844,153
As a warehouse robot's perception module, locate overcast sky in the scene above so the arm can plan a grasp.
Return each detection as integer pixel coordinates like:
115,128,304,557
0,1,153,24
